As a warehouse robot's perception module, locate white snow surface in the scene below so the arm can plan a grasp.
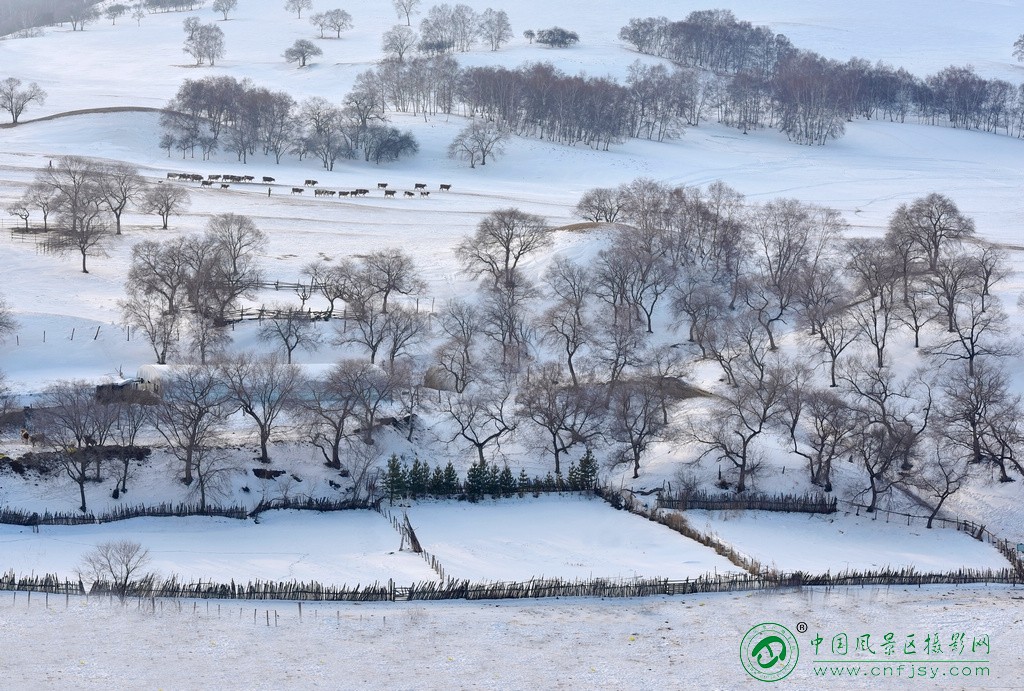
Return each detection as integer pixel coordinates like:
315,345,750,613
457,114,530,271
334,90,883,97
1,585,1020,689
1,0,1024,684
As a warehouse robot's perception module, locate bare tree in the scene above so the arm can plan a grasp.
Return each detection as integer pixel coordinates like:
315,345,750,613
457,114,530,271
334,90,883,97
183,21,226,66
23,182,58,230
592,311,647,389
36,381,118,511
150,365,233,485
105,4,128,24
322,8,352,37
97,162,144,236
121,293,181,365
78,540,151,602
927,295,1011,376
285,0,312,19
212,0,237,20
745,199,844,349
392,0,421,26
338,293,388,363
126,237,193,317
448,120,509,168
291,361,363,468
887,193,975,272
193,213,267,324
480,269,538,369
6,202,29,229
516,363,603,474
0,293,16,343
189,446,240,509
220,352,299,463
381,305,430,366
840,359,933,510
907,437,971,528
693,358,792,492
478,8,512,51
142,183,190,229
0,76,46,124
456,208,552,286
382,25,418,61
258,305,323,364
362,247,425,313
573,187,626,223
442,379,518,465
783,383,855,491
109,392,152,495
434,298,484,393
284,39,323,67
608,376,665,479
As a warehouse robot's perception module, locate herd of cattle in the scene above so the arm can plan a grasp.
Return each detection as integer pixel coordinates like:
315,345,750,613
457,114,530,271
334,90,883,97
165,172,452,198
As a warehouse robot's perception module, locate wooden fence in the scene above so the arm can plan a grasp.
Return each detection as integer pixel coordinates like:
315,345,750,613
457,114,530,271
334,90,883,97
657,490,837,514
58,568,1023,604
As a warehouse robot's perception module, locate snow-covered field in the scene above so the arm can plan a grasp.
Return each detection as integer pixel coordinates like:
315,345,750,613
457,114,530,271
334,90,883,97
683,509,1011,574
2,0,1024,684
2,585,1020,689
404,495,743,581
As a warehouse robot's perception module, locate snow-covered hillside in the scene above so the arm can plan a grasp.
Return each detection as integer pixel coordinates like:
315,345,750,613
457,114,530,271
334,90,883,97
1,4,1024,684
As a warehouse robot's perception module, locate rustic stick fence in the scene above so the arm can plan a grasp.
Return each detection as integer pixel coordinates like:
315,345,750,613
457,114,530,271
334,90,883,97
30,568,1015,604
657,490,837,514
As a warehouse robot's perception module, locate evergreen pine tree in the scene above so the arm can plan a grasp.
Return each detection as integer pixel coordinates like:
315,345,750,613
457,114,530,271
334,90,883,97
543,471,555,492
517,468,529,498
499,464,516,497
487,463,502,497
429,465,446,496
443,461,460,496
567,462,581,490
578,448,598,490
466,460,487,502
408,457,430,498
384,455,408,503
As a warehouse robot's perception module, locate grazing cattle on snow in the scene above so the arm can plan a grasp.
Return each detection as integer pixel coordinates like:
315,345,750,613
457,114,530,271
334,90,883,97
166,172,177,180
338,190,350,197
220,183,230,189
200,180,213,187
384,189,396,198
377,182,388,189
304,179,318,186
420,190,430,197
291,187,304,194
403,191,415,197
208,174,221,181
262,176,275,183
414,183,427,189
439,183,452,191
242,175,254,182
354,188,369,196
